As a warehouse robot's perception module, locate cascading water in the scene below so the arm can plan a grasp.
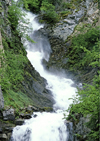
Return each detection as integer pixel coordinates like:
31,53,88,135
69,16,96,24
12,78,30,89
11,11,77,141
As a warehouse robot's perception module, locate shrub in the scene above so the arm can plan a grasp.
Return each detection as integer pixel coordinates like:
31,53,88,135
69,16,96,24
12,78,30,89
60,10,72,17
67,26,100,70
66,74,100,140
65,26,100,140
62,2,75,9
0,50,27,91
40,1,59,23
22,0,60,23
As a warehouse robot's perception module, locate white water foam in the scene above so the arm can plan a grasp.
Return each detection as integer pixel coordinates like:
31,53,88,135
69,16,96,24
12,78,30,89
11,10,77,141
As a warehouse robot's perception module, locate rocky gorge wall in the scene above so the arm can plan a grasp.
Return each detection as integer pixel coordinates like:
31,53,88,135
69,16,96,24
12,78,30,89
0,0,54,140
0,0,54,109
39,0,99,140
40,0,99,84
0,0,99,140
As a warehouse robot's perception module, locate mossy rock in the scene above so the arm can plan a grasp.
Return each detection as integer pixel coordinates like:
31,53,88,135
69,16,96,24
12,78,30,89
44,107,53,112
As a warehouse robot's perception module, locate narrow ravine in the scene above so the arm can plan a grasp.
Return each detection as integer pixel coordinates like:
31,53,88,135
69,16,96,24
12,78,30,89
11,11,77,141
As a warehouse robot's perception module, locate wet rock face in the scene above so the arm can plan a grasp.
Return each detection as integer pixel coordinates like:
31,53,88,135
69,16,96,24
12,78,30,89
50,9,85,41
0,105,53,141
0,86,4,110
21,61,55,108
0,0,12,37
73,114,91,141
65,121,73,141
40,0,99,84
3,109,15,121
39,0,86,41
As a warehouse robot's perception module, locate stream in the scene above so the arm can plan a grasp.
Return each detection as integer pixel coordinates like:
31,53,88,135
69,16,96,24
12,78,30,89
11,11,77,141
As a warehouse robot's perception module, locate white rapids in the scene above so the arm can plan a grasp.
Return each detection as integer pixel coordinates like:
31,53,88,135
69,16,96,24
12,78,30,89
11,11,77,141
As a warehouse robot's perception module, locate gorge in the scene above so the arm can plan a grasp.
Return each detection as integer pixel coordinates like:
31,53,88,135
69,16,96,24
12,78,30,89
11,11,77,140
0,0,99,140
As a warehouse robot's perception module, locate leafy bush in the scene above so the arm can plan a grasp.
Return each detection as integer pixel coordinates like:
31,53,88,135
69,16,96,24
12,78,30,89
8,0,25,30
62,2,75,9
22,0,40,12
40,1,59,23
65,26,100,140
67,26,100,70
66,73,100,140
60,10,72,17
22,0,59,23
0,50,27,91
8,0,33,40
4,90,33,109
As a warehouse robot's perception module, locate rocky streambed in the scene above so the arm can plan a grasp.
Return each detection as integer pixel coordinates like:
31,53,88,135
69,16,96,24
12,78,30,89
0,102,53,141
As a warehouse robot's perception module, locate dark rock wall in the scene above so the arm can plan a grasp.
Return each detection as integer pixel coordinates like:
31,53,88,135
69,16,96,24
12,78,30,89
21,61,54,108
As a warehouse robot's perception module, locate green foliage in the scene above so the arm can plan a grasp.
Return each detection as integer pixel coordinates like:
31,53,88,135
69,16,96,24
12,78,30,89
62,2,75,9
60,10,72,17
8,1,22,29
40,1,59,23
0,50,27,91
8,0,34,44
22,0,59,23
0,2,2,13
67,26,100,70
0,0,36,110
92,17,99,26
4,90,33,109
67,75,100,140
65,26,100,140
71,0,83,3
72,26,99,49
22,0,40,12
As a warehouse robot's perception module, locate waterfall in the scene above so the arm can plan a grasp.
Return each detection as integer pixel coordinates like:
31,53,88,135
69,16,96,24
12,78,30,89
11,11,77,141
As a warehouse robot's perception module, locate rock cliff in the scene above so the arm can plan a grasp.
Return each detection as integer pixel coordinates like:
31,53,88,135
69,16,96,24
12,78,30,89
40,0,99,84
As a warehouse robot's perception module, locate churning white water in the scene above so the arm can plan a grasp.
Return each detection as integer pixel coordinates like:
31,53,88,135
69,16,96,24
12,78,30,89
11,11,77,141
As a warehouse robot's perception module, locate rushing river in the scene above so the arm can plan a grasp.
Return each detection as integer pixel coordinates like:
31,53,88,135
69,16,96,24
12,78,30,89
11,11,77,141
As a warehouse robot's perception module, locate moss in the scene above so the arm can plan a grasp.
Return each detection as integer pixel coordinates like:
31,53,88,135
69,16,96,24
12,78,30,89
92,17,99,26
3,90,34,111
2,38,9,50
24,71,37,82
0,2,2,6
0,119,15,126
60,10,72,17
44,107,53,112
62,2,76,9
0,7,2,13
75,9,80,12
39,19,45,23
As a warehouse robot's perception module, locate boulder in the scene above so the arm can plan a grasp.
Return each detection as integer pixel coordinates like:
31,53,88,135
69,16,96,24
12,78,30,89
3,108,15,121
31,106,39,111
0,86,4,110
0,133,7,141
0,128,3,133
15,119,25,125
19,113,31,119
7,133,12,141
3,127,14,133
65,121,73,141
73,115,91,141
